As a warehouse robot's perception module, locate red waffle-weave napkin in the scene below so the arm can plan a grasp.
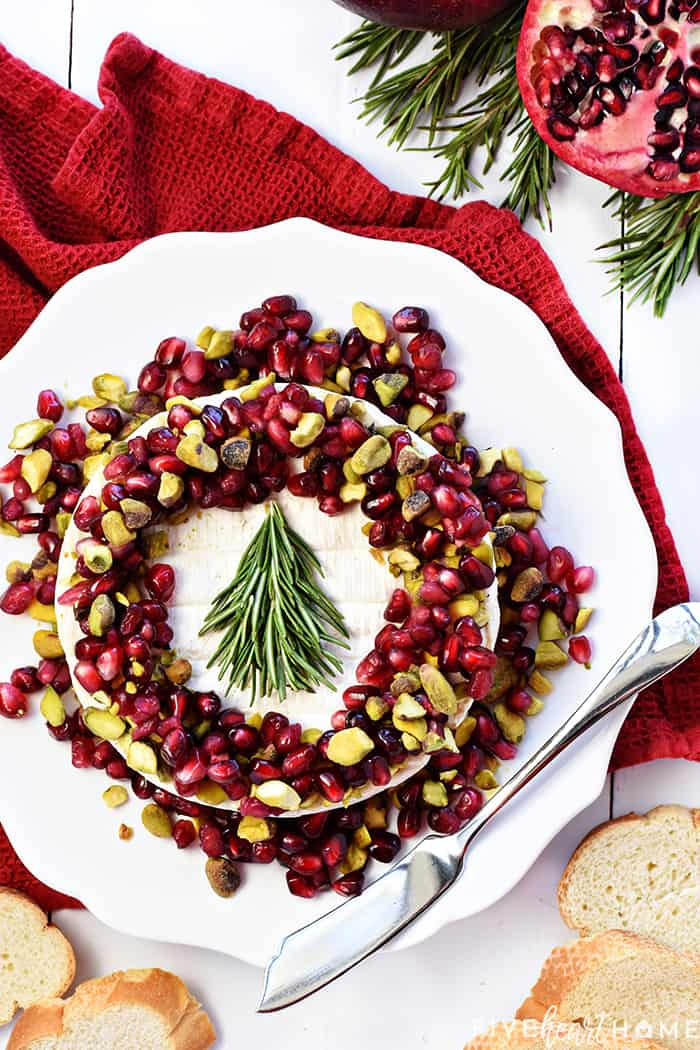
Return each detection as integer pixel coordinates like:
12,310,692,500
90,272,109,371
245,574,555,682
0,34,696,912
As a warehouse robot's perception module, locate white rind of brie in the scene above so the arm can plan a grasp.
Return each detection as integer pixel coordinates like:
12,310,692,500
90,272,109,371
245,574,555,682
56,385,500,814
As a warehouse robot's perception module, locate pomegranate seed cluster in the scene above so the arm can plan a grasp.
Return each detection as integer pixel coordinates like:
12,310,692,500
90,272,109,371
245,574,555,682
0,294,594,901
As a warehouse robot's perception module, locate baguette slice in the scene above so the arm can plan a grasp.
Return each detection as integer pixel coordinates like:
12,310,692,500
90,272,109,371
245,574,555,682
0,888,75,1025
465,1020,666,1049
7,968,215,1050
517,931,700,1050
558,805,700,953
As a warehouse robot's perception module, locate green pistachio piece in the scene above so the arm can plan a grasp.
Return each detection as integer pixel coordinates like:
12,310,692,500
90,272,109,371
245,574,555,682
101,510,137,547
40,686,65,727
255,780,302,811
493,702,526,743
128,740,158,774
141,803,172,838
476,448,503,477
538,609,566,641
419,663,457,715
326,727,375,766
401,490,431,522
9,419,54,449
528,669,554,695
204,329,234,360
83,541,113,574
422,780,449,807
388,548,420,572
351,435,391,476
339,481,367,503
535,641,569,670
373,373,408,407
92,373,127,402
196,325,216,350
20,449,52,493
237,816,273,843
88,595,115,638
501,447,523,473
393,693,426,720
157,471,185,509
352,301,387,343
290,412,325,449
390,669,421,696
396,445,428,476
176,434,219,473
365,696,389,721
120,498,153,530
103,785,129,808
575,607,594,633
393,711,428,741
84,708,126,740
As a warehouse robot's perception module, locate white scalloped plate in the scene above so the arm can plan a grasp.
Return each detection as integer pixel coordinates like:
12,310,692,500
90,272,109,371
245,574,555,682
0,219,657,967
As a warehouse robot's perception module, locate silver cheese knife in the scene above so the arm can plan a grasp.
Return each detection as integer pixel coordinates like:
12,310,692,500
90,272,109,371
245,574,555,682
258,602,700,1012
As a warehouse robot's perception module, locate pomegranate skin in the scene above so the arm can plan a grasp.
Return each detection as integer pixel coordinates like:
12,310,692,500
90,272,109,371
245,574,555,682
516,0,700,197
333,0,514,29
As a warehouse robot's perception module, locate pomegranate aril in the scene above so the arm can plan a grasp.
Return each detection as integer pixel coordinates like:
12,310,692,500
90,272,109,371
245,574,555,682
173,819,197,849
0,582,35,615
332,872,364,897
569,635,592,665
286,871,317,898
570,565,595,593
0,682,27,718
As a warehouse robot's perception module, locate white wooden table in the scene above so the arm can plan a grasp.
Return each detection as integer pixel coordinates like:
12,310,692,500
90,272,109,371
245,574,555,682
2,3,699,1046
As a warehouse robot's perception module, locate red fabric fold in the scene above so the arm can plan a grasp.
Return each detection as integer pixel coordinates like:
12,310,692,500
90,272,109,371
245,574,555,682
0,33,695,911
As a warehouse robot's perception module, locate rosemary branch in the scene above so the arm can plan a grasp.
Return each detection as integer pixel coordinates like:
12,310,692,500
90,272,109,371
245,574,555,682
599,190,700,317
200,503,349,702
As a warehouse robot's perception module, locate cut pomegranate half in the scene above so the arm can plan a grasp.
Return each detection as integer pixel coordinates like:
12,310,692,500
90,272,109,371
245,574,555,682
517,0,700,195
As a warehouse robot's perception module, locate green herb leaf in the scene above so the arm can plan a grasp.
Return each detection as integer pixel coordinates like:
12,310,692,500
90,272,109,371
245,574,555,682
199,503,349,702
598,190,700,317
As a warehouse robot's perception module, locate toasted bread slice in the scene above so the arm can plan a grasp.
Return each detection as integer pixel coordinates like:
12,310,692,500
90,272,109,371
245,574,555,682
517,931,700,1050
465,1019,666,1049
558,805,700,953
0,889,75,1025
7,968,215,1049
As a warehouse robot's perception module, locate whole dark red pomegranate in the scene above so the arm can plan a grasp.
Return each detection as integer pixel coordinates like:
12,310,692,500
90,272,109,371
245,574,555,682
333,0,515,28
517,0,700,195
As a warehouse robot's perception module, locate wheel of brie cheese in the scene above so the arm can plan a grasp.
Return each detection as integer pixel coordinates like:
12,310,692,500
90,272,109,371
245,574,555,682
56,383,500,817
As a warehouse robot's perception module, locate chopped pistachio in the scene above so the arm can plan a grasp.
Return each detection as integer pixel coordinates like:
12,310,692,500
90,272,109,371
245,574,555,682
33,630,64,660
575,607,594,633
395,445,427,477
238,816,273,843
385,340,402,365
220,437,252,470
205,329,233,360
392,711,428,741
363,797,387,829
476,448,502,477
353,824,372,849
393,693,426,720
364,697,388,722
327,727,374,766
475,770,499,790
523,467,547,482
88,594,115,638
9,419,53,449
102,510,136,547
390,670,421,696
128,740,158,774
120,498,152,530
196,782,228,806
240,374,275,402
422,780,449,807
419,663,456,715
538,609,566,641
165,394,202,415
455,716,477,748
36,480,57,505
402,490,431,522
5,561,30,584
143,531,169,559
27,599,56,625
118,391,161,417
351,435,391,476
103,785,129,809
165,657,192,686
535,640,569,669
492,524,516,546
388,548,420,573
20,449,52,493
352,301,386,343
324,393,350,421
511,567,544,603
55,511,71,538
449,595,479,620
85,429,111,452
339,843,368,874
205,857,241,897
373,373,408,407
335,365,352,392
339,481,367,503
527,696,545,716
301,727,322,745
82,452,110,483
501,447,523,473
407,404,433,432
525,479,545,511
486,657,518,702
498,510,538,531
141,804,172,838
176,434,218,473
183,419,205,439
255,780,302,811
493,702,526,743
196,325,216,350
40,686,65,727
470,542,495,567
157,471,185,508
395,476,414,501
83,541,113,574
84,708,126,740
